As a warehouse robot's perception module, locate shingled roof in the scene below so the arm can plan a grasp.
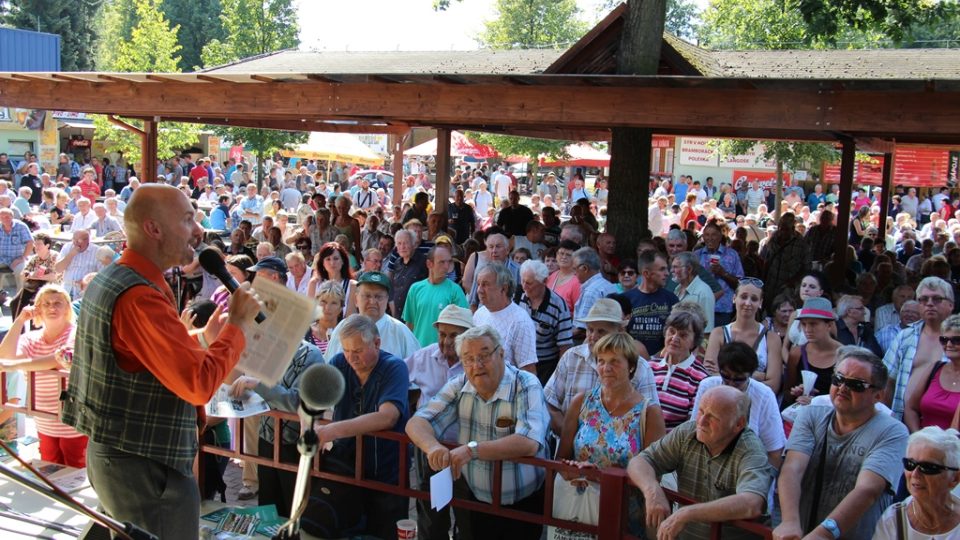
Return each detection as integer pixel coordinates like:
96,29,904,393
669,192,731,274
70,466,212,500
709,48,960,79
204,48,563,75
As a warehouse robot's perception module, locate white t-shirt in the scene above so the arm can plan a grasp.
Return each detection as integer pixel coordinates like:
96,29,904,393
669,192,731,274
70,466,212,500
473,302,538,369
493,173,511,199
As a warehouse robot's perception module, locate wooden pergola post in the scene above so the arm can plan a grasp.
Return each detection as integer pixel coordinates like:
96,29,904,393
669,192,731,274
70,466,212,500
877,150,895,242
392,131,408,207
434,128,452,214
831,138,856,283
141,119,158,183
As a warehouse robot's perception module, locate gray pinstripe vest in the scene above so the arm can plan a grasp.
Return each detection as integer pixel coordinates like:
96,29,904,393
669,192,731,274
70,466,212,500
61,263,198,476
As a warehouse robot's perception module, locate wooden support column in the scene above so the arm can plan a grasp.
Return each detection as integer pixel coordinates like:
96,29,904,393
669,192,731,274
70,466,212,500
434,128,452,214
877,151,895,241
392,131,408,207
141,119,158,183
832,138,856,284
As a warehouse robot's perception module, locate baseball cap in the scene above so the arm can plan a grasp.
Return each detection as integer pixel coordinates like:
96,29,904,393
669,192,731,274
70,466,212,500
434,305,474,330
356,271,392,294
248,256,287,276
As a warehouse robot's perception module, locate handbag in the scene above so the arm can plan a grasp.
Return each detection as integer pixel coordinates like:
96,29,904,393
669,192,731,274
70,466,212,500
546,473,600,540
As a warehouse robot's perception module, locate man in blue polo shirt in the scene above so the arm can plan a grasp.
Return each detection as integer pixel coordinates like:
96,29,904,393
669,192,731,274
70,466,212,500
305,314,410,540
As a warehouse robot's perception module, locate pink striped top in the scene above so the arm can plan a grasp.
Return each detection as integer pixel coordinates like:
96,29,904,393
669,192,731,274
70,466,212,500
17,324,81,438
650,353,709,432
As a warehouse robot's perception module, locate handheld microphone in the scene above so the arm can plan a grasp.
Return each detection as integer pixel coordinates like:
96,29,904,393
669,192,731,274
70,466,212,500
198,247,265,323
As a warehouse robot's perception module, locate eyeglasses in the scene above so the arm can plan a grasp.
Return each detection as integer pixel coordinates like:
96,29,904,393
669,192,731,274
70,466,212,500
939,336,960,346
739,277,764,288
831,373,875,393
619,270,637,276
720,372,751,386
461,346,500,368
903,458,959,475
358,293,388,302
918,295,950,305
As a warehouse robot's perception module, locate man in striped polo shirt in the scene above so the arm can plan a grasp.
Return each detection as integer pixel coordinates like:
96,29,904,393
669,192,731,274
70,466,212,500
518,259,573,385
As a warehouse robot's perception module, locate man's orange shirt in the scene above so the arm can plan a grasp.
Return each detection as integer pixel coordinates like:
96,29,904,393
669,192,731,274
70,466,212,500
110,249,246,406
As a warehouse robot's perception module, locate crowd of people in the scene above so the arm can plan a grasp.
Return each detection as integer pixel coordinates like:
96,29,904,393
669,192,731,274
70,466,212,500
0,150,958,540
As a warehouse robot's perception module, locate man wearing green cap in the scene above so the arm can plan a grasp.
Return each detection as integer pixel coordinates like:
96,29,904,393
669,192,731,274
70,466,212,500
326,271,421,359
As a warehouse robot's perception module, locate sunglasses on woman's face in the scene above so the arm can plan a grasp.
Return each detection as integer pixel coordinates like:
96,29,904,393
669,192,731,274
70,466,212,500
938,335,960,346
902,458,959,475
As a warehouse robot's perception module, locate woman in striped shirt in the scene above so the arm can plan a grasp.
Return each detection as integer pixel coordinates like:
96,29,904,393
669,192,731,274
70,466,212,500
649,307,710,431
0,284,84,466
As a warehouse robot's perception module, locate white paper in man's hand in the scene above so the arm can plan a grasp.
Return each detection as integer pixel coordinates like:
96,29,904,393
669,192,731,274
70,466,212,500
430,467,453,510
237,277,316,386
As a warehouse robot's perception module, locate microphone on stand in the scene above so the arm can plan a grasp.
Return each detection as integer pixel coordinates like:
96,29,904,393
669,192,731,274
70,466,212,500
274,363,345,540
197,247,265,323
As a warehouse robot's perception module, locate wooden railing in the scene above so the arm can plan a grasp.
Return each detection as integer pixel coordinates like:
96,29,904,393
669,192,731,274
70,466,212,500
0,371,773,539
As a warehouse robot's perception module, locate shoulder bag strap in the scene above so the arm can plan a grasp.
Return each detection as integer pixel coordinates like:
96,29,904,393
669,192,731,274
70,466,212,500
923,361,947,395
895,502,908,540
752,324,769,352
805,412,834,533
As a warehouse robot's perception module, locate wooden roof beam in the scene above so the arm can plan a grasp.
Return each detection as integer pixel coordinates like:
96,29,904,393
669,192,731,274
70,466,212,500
307,74,344,84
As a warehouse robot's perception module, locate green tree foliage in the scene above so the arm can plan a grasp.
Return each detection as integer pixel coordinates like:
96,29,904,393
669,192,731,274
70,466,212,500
93,0,199,167
795,0,958,46
161,0,226,71
98,0,225,71
201,0,304,187
1,0,103,70
200,0,298,65
701,0,960,50
479,0,589,49
700,0,810,49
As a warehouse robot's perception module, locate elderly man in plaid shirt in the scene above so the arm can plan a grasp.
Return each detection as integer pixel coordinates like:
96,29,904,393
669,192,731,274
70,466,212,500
407,325,549,540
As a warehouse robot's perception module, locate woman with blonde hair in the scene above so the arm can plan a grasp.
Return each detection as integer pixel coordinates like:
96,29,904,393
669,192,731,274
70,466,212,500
557,331,665,535
306,281,345,355
0,284,83,466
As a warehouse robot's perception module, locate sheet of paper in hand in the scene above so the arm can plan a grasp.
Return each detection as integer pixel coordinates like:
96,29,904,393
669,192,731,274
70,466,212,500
206,383,270,418
237,276,316,386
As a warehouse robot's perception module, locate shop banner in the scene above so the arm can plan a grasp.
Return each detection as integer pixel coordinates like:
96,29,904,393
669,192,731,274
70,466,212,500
679,137,719,167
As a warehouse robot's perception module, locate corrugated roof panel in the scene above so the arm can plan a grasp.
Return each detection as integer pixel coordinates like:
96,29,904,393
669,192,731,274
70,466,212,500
0,27,60,71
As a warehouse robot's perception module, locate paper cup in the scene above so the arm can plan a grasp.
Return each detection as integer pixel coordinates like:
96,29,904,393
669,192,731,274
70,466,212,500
709,254,720,266
397,519,417,540
801,370,817,396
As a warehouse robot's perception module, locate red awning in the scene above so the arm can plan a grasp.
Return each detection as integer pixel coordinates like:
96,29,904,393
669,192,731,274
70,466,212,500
403,131,499,159
822,148,951,187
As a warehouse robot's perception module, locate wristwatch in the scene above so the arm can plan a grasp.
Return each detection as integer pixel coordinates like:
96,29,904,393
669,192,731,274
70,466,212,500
467,440,479,460
821,518,841,539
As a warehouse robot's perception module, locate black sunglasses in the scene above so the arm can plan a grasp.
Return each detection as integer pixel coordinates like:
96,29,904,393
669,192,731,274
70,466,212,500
831,373,875,393
939,336,960,346
903,458,959,475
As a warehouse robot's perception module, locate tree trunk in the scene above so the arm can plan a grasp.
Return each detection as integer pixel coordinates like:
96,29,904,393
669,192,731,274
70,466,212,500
606,0,667,259
256,149,264,191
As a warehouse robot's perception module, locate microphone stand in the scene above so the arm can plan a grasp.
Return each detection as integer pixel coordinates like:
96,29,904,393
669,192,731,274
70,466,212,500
272,412,320,540
0,440,157,540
